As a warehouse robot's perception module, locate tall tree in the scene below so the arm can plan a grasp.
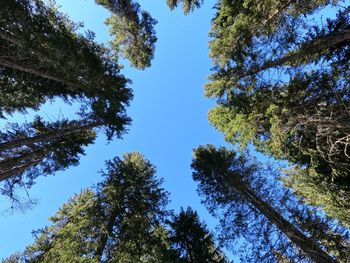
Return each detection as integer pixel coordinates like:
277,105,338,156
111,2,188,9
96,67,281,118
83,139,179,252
0,117,98,200
0,0,134,200
2,154,234,263
95,0,157,69
191,145,350,262
168,207,232,263
170,0,350,224
4,153,173,262
0,0,132,117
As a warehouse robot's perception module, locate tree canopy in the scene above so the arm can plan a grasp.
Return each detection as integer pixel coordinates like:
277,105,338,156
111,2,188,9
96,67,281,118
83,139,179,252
3,153,230,263
191,145,350,262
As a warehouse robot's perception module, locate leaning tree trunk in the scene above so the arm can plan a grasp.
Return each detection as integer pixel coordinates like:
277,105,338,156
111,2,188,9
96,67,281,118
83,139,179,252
0,121,102,152
229,176,336,263
236,28,350,79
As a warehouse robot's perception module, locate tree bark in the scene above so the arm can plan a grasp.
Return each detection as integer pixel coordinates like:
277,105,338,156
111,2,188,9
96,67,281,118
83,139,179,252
95,205,120,260
0,152,45,181
0,57,81,91
0,121,102,152
234,29,350,79
229,176,336,263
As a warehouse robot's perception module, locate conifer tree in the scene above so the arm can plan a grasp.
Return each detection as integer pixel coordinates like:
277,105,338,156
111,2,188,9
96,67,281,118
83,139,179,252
2,154,233,263
0,0,132,117
168,0,350,225
0,117,98,199
169,207,232,263
95,0,157,69
4,153,172,262
191,145,350,262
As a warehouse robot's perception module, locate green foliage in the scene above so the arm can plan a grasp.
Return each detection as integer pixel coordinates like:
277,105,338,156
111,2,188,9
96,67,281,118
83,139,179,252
191,145,349,262
0,117,96,200
282,167,350,228
166,0,204,15
95,0,157,69
6,153,171,262
0,0,133,138
169,207,232,263
203,0,350,224
3,153,232,263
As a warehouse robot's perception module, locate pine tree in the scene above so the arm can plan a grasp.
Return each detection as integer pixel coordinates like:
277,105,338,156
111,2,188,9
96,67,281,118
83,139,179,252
0,0,132,118
174,0,350,226
191,145,350,262
2,154,234,263
169,207,232,263
0,117,98,199
95,0,157,69
3,153,172,262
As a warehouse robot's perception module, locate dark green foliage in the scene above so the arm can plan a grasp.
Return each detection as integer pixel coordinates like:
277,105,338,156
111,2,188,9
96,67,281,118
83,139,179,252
166,0,204,15
3,154,232,263
202,0,350,224
95,0,157,69
5,153,172,262
191,145,349,262
0,0,133,135
169,207,232,263
0,117,96,200
0,0,134,201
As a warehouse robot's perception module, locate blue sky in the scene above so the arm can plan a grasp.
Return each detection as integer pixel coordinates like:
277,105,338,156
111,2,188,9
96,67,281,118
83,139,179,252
0,0,237,259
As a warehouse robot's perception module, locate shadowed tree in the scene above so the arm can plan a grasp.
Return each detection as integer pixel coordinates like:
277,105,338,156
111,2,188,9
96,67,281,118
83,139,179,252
0,0,132,117
2,153,173,262
169,207,232,263
191,145,350,262
169,0,350,225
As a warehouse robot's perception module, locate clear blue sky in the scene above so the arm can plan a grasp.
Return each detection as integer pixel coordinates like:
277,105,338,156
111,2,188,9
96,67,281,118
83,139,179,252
0,0,238,260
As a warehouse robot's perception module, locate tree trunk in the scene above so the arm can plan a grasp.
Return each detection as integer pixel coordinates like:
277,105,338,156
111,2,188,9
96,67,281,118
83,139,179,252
95,205,119,260
0,57,80,91
0,152,45,181
230,176,336,263
0,121,102,152
235,29,350,79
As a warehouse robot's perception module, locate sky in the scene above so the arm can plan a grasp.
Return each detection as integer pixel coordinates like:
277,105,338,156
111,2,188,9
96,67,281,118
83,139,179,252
0,0,238,259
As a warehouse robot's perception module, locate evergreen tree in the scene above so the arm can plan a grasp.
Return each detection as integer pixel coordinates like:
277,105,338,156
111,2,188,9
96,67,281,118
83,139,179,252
0,0,132,118
171,0,350,226
191,145,350,262
2,154,233,263
95,0,157,69
0,117,98,199
169,207,232,263
0,0,133,200
4,153,172,262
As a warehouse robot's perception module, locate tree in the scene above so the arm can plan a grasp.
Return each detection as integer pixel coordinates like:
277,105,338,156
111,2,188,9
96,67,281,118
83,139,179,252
0,0,134,200
281,167,350,228
191,145,350,262
4,153,173,262
95,0,157,69
168,207,232,263
0,0,132,117
0,117,97,200
3,154,233,263
179,0,350,224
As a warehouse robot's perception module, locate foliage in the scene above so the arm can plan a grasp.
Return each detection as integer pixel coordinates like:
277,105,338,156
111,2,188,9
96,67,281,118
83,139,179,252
169,207,232,263
0,117,97,200
191,145,349,262
166,0,204,15
95,0,157,69
199,0,350,224
2,153,231,263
